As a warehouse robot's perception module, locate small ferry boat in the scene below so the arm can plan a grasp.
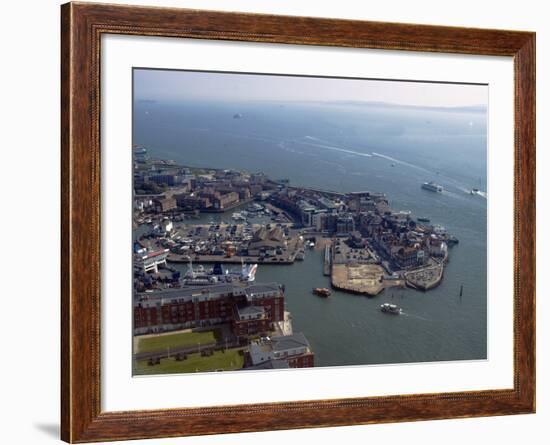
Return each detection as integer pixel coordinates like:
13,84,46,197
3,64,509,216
313,287,331,298
470,177,483,195
380,303,402,315
421,181,443,193
417,217,431,223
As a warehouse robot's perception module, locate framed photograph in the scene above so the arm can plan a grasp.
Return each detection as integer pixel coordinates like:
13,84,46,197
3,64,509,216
61,2,535,442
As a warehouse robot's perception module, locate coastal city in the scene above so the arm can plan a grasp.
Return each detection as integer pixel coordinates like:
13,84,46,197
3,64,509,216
132,146,460,375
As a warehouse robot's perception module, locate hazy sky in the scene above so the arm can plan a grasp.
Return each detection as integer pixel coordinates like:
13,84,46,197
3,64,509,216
134,68,487,108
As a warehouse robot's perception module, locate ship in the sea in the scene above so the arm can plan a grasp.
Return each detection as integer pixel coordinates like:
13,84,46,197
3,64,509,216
470,177,483,195
380,303,402,315
421,181,443,193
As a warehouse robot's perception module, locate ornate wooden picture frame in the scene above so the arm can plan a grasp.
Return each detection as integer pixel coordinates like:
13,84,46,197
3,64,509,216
61,2,535,442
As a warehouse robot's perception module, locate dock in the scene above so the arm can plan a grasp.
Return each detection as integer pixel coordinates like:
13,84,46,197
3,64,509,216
168,253,295,265
323,244,332,276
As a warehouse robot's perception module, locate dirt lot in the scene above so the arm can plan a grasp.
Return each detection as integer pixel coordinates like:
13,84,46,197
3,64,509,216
331,263,386,296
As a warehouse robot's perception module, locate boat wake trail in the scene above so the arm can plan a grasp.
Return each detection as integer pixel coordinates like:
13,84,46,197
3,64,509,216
299,136,373,158
371,152,431,173
370,152,487,201
475,191,488,199
300,137,487,201
456,186,488,200
400,312,429,321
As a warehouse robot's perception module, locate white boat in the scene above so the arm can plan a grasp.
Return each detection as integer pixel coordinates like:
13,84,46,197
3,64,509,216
380,303,402,315
470,177,483,195
421,181,443,193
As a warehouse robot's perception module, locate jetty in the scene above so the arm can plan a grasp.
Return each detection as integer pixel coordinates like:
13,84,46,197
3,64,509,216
323,244,332,276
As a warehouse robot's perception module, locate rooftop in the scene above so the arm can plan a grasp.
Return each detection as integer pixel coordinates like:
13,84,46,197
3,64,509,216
236,305,266,320
248,332,311,365
271,332,310,352
135,282,282,306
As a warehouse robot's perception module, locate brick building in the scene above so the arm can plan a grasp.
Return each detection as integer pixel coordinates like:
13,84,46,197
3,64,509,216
213,191,240,210
232,305,271,337
134,283,285,336
174,193,212,210
153,197,177,213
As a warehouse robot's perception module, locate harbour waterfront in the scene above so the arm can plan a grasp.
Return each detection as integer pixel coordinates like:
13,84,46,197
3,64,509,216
255,246,485,367
134,99,487,367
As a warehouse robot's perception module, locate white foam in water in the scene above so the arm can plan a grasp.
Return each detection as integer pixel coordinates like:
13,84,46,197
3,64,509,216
371,151,430,172
298,136,373,158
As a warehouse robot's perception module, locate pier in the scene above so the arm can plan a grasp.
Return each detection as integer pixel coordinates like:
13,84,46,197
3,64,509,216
323,244,332,276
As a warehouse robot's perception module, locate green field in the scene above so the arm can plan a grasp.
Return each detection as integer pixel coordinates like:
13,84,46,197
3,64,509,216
134,349,244,375
136,330,218,354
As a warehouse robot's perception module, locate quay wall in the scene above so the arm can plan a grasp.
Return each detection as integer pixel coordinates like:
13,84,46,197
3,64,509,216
404,264,444,291
168,254,295,265
323,245,332,276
